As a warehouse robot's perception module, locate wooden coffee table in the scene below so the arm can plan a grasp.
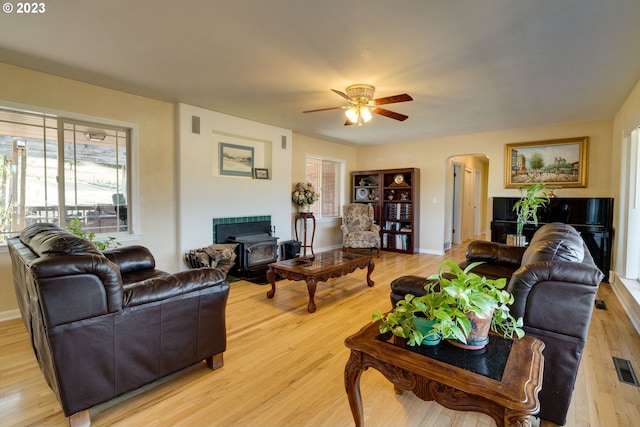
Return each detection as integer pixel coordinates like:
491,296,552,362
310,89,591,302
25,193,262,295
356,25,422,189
266,250,374,313
344,320,544,427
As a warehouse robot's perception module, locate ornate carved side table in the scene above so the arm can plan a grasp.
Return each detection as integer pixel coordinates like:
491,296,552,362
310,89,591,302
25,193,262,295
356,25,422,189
344,321,544,427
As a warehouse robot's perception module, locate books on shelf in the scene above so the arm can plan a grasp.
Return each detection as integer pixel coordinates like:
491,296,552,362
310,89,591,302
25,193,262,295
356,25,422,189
383,221,412,232
385,203,412,220
382,233,411,250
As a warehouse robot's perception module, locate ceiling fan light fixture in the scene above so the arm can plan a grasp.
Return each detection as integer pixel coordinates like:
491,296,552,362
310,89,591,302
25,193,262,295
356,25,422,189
360,107,373,123
345,107,359,124
303,84,412,125
346,84,375,101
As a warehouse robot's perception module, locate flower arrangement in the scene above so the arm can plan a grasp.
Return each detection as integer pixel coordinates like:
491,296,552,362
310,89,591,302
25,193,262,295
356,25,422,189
292,182,319,206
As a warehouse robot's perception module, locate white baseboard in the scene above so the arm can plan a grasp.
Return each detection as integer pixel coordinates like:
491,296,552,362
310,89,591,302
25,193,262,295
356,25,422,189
0,309,21,322
419,248,445,256
611,272,640,336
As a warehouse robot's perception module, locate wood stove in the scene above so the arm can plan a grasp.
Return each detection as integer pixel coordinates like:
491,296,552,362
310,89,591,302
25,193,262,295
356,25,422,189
228,232,278,273
215,220,278,278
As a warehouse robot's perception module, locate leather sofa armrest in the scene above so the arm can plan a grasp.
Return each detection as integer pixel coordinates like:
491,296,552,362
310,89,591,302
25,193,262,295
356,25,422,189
103,245,155,274
507,261,603,338
466,240,527,266
30,254,124,326
123,268,228,307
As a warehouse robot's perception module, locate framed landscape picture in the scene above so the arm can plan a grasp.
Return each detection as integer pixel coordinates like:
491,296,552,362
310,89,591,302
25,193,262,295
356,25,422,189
504,137,588,188
219,142,254,177
254,168,269,179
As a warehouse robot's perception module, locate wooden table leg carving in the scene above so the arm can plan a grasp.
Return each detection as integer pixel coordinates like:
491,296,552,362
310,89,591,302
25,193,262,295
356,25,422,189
365,259,375,287
266,266,276,298
504,409,533,427
344,350,365,427
306,277,317,313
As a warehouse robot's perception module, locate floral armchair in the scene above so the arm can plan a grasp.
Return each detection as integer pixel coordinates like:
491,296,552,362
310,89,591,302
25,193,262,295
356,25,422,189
341,204,381,256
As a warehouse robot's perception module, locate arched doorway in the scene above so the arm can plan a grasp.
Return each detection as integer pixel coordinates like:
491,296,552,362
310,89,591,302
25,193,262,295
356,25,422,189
444,154,490,249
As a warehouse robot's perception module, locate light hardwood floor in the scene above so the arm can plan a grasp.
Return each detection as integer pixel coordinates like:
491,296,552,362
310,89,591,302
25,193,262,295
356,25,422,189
1,243,639,427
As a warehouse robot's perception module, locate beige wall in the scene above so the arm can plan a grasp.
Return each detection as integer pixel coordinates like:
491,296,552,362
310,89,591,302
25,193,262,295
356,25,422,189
354,119,614,254
176,103,293,263
0,63,176,316
291,133,357,251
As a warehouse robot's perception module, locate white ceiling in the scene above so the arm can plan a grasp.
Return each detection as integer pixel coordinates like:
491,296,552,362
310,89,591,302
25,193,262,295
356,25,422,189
1,0,640,145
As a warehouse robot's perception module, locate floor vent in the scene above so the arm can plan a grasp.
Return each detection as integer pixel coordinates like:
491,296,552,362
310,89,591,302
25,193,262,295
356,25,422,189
613,357,639,386
595,299,608,310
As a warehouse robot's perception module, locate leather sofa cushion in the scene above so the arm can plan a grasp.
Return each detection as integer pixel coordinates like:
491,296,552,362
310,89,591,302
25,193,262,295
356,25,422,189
103,246,156,273
21,223,100,256
521,222,584,265
465,240,527,266
457,260,520,281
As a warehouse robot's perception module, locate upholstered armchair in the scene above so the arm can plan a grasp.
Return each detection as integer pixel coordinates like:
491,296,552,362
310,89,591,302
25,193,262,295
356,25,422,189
341,203,381,256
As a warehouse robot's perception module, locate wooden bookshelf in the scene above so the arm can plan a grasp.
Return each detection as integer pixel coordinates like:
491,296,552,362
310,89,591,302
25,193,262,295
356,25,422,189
351,168,419,254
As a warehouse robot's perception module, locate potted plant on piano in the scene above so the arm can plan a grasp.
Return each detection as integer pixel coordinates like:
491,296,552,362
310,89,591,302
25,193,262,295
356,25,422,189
509,182,549,246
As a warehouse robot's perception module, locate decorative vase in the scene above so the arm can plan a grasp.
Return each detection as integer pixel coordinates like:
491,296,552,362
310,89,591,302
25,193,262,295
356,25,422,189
299,204,310,213
413,317,441,346
447,310,493,350
506,234,527,247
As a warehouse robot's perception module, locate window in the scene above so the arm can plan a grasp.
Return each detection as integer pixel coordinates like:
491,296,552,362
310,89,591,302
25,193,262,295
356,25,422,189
305,156,344,218
0,105,130,244
622,126,640,280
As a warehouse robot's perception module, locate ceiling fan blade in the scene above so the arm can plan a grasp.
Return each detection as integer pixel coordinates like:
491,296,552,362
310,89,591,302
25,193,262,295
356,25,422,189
344,120,355,126
372,107,409,121
303,106,344,113
331,89,352,101
373,93,413,106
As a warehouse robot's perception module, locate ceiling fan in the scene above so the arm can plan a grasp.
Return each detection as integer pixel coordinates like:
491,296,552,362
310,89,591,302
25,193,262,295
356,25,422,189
303,84,413,126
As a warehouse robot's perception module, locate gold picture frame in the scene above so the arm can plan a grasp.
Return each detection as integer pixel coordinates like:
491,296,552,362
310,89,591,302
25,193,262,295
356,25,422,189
504,137,588,188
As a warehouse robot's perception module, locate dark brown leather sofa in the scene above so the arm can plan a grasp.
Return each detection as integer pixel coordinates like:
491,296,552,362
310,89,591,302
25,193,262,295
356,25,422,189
389,222,604,425
8,223,230,426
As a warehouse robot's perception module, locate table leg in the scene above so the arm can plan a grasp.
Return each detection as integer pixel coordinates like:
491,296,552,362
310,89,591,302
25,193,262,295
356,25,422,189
266,267,277,298
365,259,375,287
306,277,317,313
504,409,532,427
344,351,365,427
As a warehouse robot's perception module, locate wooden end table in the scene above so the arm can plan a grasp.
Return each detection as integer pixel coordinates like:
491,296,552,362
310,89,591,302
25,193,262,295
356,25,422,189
344,321,544,427
266,250,374,313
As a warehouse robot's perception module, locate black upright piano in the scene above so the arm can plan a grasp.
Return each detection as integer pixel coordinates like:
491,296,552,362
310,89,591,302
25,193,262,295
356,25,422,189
491,197,613,278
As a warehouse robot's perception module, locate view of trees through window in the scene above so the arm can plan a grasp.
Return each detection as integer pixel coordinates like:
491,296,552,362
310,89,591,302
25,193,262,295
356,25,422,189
0,106,129,244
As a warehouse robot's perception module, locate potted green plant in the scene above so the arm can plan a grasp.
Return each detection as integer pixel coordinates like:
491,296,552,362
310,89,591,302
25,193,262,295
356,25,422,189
373,260,524,350
426,260,524,349
509,182,550,246
372,291,447,346
67,218,120,250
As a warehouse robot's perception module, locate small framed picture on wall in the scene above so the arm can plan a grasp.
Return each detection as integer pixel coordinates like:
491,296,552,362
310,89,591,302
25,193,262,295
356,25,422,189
254,168,269,179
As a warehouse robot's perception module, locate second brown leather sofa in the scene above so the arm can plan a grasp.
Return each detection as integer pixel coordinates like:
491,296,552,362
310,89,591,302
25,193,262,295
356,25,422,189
389,222,604,425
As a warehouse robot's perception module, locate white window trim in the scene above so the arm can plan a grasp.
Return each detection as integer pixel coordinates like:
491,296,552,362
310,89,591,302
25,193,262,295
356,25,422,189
0,100,141,240
305,154,346,219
